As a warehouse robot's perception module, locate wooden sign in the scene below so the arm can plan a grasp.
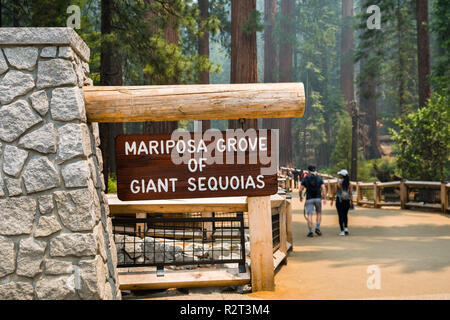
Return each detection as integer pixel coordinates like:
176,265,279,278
115,130,278,201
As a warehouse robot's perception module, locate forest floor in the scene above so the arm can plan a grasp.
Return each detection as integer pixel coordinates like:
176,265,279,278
128,190,450,300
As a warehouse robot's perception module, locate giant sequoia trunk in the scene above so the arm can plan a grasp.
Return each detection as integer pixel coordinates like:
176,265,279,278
416,0,431,108
277,0,294,167
198,0,211,131
144,0,178,134
100,0,123,191
228,0,258,130
262,0,277,131
340,0,354,110
359,58,382,159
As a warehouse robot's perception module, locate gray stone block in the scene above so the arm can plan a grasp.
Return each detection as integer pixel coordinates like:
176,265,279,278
22,156,60,194
0,281,34,300
29,90,49,116
49,232,97,257
54,188,96,232
36,59,77,89
38,195,54,214
3,47,39,71
35,215,62,238
0,71,35,105
5,177,22,197
0,197,36,235
61,159,90,188
35,275,76,300
56,123,91,163
18,123,57,154
3,145,28,178
40,46,57,58
45,260,74,275
50,86,85,121
0,99,42,143
16,237,47,278
0,235,15,278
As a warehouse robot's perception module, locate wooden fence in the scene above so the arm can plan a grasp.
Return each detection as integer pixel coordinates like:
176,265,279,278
279,167,449,214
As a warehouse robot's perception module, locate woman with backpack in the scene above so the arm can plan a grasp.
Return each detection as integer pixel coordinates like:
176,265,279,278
331,169,353,236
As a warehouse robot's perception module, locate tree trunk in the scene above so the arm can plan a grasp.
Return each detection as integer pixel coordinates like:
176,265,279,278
100,0,123,191
277,0,294,167
262,0,277,131
359,58,382,159
397,0,407,116
341,0,354,111
144,0,178,134
351,102,358,181
198,0,211,131
229,0,258,130
416,0,431,108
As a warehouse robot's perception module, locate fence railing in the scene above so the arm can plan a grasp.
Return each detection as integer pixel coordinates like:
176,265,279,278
323,177,449,213
277,167,449,214
112,214,247,273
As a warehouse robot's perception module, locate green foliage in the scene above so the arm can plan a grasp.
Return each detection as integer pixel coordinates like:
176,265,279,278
390,90,450,180
241,9,264,36
330,113,352,172
108,174,117,194
430,0,450,90
291,0,343,169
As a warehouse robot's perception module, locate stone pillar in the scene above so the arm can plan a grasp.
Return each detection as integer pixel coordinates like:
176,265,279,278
0,28,120,300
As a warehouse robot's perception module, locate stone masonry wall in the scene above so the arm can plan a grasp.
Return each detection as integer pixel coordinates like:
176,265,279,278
0,28,120,300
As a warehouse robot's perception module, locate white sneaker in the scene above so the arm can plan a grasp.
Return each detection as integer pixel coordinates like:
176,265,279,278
339,231,346,236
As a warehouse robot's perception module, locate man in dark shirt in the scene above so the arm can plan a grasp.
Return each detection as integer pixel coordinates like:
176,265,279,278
299,165,327,237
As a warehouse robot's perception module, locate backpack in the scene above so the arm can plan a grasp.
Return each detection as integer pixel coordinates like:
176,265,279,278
340,182,350,201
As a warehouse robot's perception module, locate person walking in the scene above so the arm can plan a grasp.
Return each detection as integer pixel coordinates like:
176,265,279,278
299,165,327,237
331,169,353,236
293,168,300,189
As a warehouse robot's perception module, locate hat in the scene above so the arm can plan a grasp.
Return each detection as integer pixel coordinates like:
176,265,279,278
308,165,318,175
337,169,348,176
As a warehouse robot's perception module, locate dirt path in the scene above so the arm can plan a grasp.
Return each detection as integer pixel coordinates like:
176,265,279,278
248,191,450,300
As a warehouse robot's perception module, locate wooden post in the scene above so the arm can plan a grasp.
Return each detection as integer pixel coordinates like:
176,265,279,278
279,202,287,256
400,180,407,210
136,213,147,238
373,182,379,208
286,199,293,251
248,196,275,292
83,83,305,122
356,182,362,205
441,182,448,214
202,212,214,240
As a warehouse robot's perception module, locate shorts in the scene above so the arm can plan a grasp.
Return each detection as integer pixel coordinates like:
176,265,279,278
305,198,322,215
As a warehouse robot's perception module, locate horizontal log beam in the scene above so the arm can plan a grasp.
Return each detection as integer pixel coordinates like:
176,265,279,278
83,82,305,122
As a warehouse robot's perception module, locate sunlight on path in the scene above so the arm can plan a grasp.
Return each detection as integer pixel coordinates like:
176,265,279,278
248,190,450,300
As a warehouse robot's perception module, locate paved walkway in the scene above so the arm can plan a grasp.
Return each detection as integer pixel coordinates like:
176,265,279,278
130,190,450,300
248,191,450,300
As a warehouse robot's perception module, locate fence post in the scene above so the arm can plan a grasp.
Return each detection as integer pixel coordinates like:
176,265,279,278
136,213,147,238
248,196,275,292
356,182,362,205
400,180,407,210
441,182,448,214
373,182,380,208
279,202,287,256
286,198,293,251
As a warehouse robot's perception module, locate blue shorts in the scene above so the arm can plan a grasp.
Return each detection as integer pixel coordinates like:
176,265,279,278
305,198,322,214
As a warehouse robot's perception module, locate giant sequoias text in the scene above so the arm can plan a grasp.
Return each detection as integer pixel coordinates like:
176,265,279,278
116,130,278,200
